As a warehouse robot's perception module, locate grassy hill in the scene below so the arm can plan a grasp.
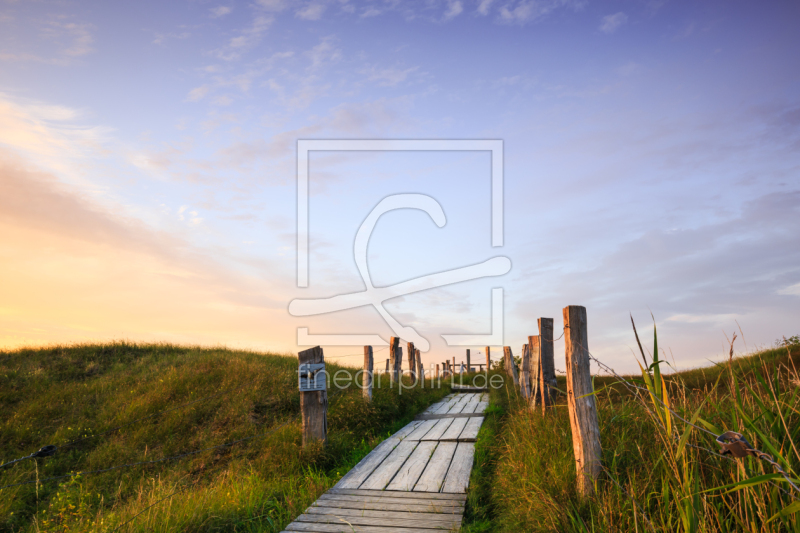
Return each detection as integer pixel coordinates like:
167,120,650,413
464,338,800,532
0,343,450,532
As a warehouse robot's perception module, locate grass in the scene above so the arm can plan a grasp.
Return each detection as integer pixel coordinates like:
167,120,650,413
0,342,450,532
463,333,800,532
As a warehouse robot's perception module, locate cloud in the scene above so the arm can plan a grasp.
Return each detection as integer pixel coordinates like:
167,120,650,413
1,18,95,64
186,86,209,102
498,0,583,24
254,0,287,11
600,12,628,34
778,283,800,296
362,65,419,87
210,6,233,17
444,0,463,20
296,3,326,20
306,36,342,70
212,14,273,61
477,0,495,16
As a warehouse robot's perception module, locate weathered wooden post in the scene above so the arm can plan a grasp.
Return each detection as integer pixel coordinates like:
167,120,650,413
407,342,416,380
363,346,373,401
466,349,471,372
452,356,455,372
528,335,541,408
503,346,519,387
299,346,327,447
520,343,531,399
539,318,557,405
385,359,389,374
564,305,602,497
435,363,439,380
485,346,491,370
389,337,400,382
416,349,423,385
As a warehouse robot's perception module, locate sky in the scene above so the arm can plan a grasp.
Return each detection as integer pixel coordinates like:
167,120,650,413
1,0,798,373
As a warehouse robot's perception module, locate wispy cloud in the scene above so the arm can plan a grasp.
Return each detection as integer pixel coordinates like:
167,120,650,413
210,6,233,18
599,12,628,34
443,0,463,20
477,0,495,16
212,14,273,61
498,0,583,24
296,3,326,20
306,36,342,70
362,65,419,86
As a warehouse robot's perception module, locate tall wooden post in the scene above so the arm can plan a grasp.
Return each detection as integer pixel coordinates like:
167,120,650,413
539,318,557,405
416,349,423,385
520,343,531,399
363,346,373,401
503,346,519,387
299,346,326,447
485,346,491,371
528,335,541,408
407,342,416,380
385,359,390,373
564,305,601,497
389,337,400,382
435,364,439,380
466,349,471,372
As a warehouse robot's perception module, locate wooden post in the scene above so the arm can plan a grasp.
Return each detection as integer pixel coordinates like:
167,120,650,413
539,318,557,405
389,337,400,382
564,305,601,497
416,349,423,384
362,346,373,401
452,356,455,372
485,346,491,370
520,343,531,399
407,342,416,380
435,364,439,379
385,359,389,373
503,346,519,387
299,346,327,447
466,349,471,373
528,335,541,408
396,345,403,382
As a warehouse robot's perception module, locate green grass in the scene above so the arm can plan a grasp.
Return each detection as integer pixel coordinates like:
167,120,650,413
463,337,800,532
0,342,450,532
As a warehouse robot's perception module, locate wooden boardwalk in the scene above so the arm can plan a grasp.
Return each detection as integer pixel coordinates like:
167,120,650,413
281,392,488,532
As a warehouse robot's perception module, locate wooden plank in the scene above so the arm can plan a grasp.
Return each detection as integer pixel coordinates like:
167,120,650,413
459,394,480,413
294,512,458,529
327,489,466,501
445,394,470,413
404,419,437,440
386,441,437,490
360,440,418,490
335,437,401,489
458,416,484,441
415,413,486,420
474,401,489,414
393,420,423,439
316,495,463,513
442,442,475,494
285,521,452,532
420,418,453,440
439,417,468,440
432,396,459,414
413,442,457,493
304,507,461,525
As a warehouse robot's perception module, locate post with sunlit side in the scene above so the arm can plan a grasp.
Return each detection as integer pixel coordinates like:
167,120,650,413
363,346,373,401
485,346,491,371
539,318,557,407
298,346,327,447
416,349,423,386
564,305,602,497
407,341,416,380
389,337,400,383
528,335,541,409
519,343,531,399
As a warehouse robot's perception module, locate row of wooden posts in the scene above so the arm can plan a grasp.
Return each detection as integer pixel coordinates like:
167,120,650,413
298,305,601,497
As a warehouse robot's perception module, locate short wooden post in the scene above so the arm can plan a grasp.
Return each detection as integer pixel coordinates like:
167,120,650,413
452,356,455,372
389,337,400,382
407,342,416,380
520,343,531,399
363,346,373,401
435,363,439,379
485,346,491,370
564,305,601,497
299,346,327,447
539,318,557,405
416,349,423,384
528,335,541,408
466,349,471,373
385,359,389,373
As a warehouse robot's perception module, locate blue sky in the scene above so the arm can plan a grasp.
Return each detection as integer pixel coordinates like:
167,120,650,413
1,0,798,372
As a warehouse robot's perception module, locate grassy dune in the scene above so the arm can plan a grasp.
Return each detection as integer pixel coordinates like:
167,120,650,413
0,343,450,532
464,339,800,532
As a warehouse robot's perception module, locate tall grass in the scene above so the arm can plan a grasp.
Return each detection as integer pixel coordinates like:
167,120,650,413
0,342,450,532
466,333,800,532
